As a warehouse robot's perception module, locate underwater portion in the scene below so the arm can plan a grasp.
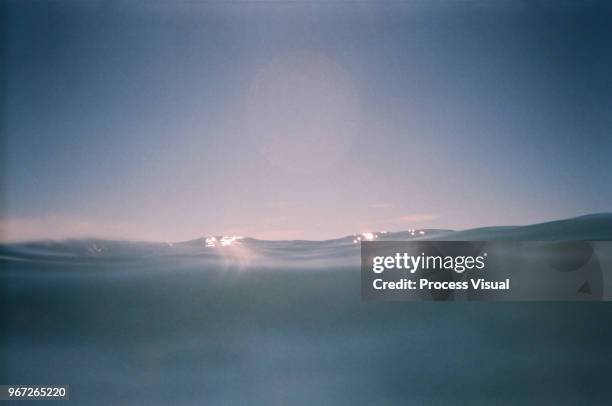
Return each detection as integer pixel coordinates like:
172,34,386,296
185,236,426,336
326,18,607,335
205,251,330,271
2,214,612,404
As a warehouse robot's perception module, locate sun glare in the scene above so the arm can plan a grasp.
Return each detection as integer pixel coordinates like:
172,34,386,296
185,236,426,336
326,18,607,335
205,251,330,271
205,236,244,248
353,232,380,244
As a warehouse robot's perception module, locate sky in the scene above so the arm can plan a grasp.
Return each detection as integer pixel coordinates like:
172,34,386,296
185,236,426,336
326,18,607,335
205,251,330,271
1,0,611,242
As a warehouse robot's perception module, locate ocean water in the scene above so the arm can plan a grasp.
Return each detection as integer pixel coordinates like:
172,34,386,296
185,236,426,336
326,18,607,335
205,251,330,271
2,214,612,405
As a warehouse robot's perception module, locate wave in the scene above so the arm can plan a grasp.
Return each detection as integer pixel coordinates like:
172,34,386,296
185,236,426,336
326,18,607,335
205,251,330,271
2,213,611,269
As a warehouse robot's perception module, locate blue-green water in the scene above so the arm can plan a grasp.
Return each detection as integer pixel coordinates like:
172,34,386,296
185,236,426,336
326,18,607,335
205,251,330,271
2,215,612,404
